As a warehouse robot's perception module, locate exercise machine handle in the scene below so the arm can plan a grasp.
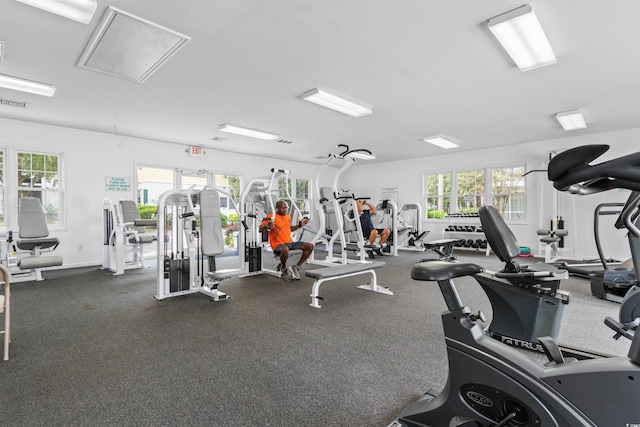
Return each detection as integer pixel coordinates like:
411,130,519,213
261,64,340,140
494,271,555,279
621,192,640,238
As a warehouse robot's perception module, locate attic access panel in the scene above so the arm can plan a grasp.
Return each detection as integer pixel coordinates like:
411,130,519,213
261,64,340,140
77,6,191,83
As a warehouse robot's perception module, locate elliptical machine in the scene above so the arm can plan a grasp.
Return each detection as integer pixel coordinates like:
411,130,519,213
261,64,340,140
388,145,640,427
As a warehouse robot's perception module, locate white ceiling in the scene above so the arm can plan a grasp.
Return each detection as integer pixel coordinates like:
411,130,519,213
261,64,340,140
1,0,639,164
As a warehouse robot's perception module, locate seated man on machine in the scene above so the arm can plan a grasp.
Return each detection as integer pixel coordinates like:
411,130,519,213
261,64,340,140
356,199,390,256
259,200,314,281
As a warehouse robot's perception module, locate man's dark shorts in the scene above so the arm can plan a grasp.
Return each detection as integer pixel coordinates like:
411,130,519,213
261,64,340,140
274,241,305,255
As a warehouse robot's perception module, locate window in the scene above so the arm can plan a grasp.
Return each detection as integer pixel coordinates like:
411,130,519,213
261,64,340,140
215,174,241,206
214,174,241,254
423,165,526,221
295,178,310,215
456,169,485,215
492,166,525,220
276,176,311,216
137,166,174,205
425,173,451,218
18,151,61,225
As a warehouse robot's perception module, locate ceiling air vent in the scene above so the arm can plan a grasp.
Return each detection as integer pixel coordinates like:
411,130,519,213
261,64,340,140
77,7,190,83
0,98,26,108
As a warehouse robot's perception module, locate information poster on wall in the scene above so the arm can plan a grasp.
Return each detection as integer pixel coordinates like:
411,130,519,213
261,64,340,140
381,187,398,205
105,176,130,192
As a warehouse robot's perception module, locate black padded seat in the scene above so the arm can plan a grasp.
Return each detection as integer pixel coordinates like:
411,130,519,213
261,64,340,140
411,261,484,282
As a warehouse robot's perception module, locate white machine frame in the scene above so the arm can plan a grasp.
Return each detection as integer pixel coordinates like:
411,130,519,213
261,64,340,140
238,168,307,278
156,186,238,301
102,198,156,275
309,147,374,265
1,198,63,283
1,265,10,361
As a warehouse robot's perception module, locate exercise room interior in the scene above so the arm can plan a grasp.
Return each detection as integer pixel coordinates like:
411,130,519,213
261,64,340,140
0,1,639,426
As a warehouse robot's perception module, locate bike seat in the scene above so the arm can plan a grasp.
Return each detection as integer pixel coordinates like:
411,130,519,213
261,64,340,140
411,260,484,282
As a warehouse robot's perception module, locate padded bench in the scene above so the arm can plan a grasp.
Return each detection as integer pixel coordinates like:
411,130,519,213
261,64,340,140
305,261,392,308
422,238,458,260
18,256,63,270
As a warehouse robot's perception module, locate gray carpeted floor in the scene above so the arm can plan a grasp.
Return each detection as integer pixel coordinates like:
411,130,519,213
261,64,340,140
0,250,630,426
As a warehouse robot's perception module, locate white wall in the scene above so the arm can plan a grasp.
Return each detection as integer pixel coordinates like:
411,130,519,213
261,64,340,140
2,117,638,267
0,118,328,269
341,128,640,261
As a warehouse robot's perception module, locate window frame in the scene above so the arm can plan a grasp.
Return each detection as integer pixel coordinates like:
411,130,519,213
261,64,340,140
424,172,452,219
15,149,64,229
491,165,526,221
455,168,486,215
424,164,526,222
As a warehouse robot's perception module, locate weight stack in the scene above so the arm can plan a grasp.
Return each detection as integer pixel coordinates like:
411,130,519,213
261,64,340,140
169,258,190,293
246,245,262,272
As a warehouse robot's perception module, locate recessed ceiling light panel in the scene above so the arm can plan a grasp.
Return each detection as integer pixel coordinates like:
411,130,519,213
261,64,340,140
488,5,556,72
344,150,376,160
556,109,587,131
422,136,459,149
77,7,191,83
218,124,278,141
16,0,97,24
301,88,372,117
0,73,55,97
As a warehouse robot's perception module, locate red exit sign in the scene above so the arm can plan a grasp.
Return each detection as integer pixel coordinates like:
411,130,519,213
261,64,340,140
188,146,203,157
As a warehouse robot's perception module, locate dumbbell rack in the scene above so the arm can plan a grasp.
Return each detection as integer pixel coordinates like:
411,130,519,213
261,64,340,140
442,213,490,256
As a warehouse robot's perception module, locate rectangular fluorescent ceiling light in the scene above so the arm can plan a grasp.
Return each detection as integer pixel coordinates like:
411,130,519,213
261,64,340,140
0,73,55,97
556,109,587,131
345,151,376,160
301,88,372,117
488,5,556,72
423,136,459,149
16,0,97,24
77,7,191,83
218,124,278,141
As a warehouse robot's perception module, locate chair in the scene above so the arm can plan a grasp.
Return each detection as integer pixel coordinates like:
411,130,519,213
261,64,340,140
16,197,63,281
0,265,9,361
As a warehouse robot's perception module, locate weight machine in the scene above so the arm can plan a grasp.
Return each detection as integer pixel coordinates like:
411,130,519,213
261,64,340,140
308,145,374,265
381,201,457,260
239,168,306,277
394,203,430,251
156,186,238,301
102,198,157,275
1,197,63,283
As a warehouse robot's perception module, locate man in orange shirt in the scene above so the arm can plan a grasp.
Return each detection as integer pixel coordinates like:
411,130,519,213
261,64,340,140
259,200,314,281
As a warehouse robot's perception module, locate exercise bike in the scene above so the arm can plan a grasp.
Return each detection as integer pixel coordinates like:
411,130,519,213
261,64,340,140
388,145,640,426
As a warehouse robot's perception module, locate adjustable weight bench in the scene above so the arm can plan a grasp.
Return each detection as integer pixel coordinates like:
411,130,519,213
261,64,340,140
421,238,458,261
537,228,568,263
305,261,392,308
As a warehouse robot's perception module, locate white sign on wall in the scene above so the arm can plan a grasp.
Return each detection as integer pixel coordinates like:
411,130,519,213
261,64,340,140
105,176,130,192
381,187,398,204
